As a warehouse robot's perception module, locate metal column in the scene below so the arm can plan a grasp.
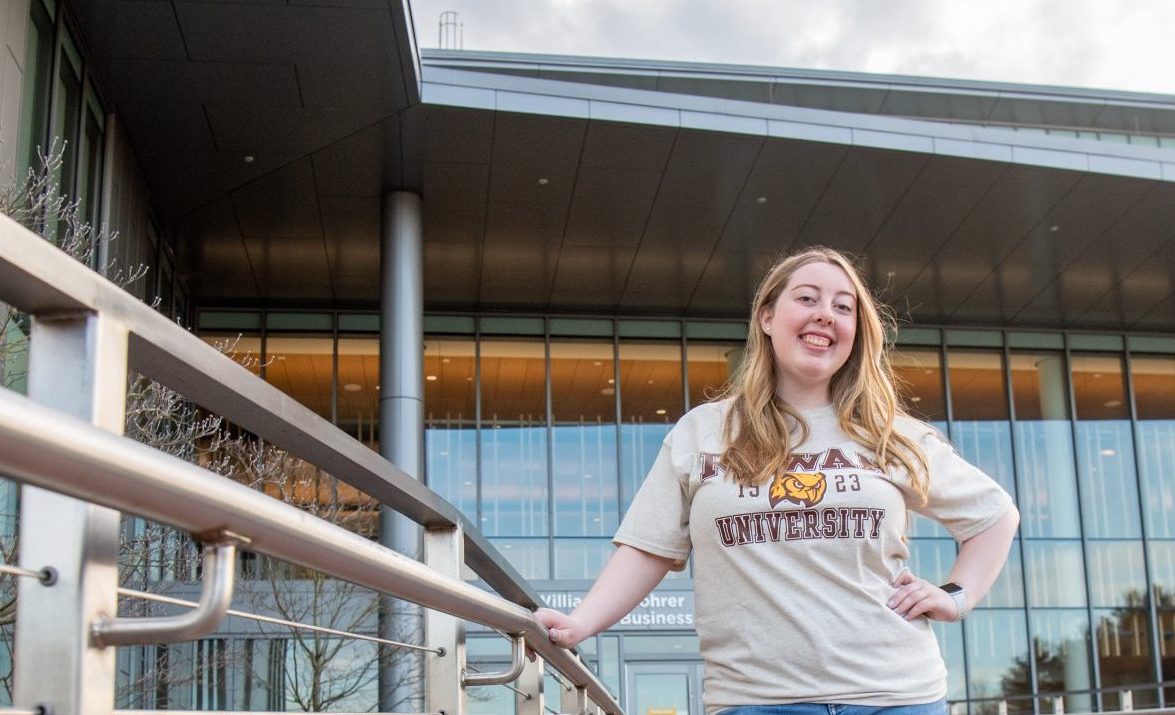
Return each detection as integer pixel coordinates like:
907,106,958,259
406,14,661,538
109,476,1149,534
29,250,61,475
14,312,129,715
378,190,425,711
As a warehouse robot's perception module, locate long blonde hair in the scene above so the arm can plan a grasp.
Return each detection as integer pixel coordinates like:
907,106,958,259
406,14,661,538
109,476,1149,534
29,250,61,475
718,247,931,503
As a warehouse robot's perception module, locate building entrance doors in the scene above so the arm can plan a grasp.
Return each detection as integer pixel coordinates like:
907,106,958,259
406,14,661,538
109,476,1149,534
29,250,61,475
624,661,704,715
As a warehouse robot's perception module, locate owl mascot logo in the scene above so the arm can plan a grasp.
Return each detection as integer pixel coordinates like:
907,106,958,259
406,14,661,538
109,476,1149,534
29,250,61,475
768,471,828,508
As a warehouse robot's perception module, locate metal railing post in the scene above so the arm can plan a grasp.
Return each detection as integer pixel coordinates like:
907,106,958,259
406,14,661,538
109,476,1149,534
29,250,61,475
516,654,546,715
562,684,588,715
14,312,128,715
424,524,466,715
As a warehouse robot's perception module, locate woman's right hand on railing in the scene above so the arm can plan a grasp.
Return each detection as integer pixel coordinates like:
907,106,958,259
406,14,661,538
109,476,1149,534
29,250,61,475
534,607,591,649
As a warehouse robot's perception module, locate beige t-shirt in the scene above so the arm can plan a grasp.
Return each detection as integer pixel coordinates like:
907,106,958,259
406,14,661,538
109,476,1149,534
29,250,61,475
613,399,1013,713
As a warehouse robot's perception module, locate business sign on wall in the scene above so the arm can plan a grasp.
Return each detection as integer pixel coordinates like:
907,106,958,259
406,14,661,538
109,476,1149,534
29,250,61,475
539,590,695,630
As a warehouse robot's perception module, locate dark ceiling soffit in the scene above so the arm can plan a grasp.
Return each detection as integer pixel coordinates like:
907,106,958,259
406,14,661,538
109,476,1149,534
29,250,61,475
392,0,423,106
421,68,1175,185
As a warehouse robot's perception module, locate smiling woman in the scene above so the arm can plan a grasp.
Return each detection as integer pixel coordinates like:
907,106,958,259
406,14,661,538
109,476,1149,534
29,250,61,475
535,246,1020,715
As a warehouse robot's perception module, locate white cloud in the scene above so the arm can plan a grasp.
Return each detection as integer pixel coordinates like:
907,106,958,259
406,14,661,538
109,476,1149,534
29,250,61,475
410,0,1175,95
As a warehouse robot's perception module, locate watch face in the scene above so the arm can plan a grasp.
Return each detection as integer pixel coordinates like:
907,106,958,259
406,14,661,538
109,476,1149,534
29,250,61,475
940,583,963,595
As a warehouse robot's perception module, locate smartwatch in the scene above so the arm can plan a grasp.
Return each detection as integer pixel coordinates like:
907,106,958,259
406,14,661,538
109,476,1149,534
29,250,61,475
939,582,967,621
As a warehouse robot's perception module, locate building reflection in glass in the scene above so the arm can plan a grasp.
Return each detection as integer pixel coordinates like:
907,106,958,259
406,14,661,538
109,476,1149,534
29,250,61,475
1133,353,1175,702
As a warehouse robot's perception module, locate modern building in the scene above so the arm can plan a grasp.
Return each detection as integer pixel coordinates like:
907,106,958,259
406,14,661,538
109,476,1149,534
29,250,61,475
2,0,1175,712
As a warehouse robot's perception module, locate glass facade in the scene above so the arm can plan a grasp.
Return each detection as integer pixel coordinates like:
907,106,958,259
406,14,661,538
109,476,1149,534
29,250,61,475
185,315,1175,711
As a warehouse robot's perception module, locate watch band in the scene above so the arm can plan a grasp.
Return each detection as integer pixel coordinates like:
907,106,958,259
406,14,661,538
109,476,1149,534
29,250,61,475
939,582,967,621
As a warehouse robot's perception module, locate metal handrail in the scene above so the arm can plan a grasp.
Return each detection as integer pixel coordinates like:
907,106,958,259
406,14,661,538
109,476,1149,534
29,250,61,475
0,213,536,609
92,534,243,647
949,680,1175,703
0,386,621,713
117,587,443,654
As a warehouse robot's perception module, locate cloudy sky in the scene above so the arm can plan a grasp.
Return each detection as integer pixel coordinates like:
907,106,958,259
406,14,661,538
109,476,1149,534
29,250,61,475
410,0,1175,96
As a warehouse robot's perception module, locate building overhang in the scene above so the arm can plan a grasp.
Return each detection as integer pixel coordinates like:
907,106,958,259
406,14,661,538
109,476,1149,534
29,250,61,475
61,4,1175,332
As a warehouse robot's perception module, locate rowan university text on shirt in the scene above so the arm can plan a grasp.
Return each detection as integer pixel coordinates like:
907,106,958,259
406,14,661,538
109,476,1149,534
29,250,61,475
698,446,889,547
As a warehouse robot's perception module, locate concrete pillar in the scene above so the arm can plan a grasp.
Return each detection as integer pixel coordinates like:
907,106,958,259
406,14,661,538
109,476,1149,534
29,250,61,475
1035,355,1067,421
378,190,425,712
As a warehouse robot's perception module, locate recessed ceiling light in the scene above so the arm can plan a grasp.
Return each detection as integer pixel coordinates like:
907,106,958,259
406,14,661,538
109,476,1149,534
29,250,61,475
1100,449,1116,457
538,177,549,185
910,396,922,403
655,408,667,415
754,196,767,204
343,383,362,392
607,378,615,385
593,361,602,366
601,388,615,396
1049,225,1060,233
426,375,438,381
243,155,255,163
1104,400,1122,408
647,379,654,385
442,358,451,363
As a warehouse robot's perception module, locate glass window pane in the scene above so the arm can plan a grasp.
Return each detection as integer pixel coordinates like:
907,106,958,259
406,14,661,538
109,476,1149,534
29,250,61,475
1132,354,1175,420
51,29,82,214
553,538,613,580
686,341,741,408
965,609,1032,714
620,342,683,512
949,350,1017,502
490,538,549,580
929,619,966,702
77,101,104,235
1024,541,1087,608
909,419,950,539
264,335,334,421
622,634,700,656
1072,354,1140,538
894,347,945,422
1095,607,1156,709
551,341,618,536
480,340,548,536
600,635,621,698
1087,541,1147,608
1151,535,1175,699
1152,541,1175,608
425,338,476,519
984,539,1026,609
1133,356,1175,538
1011,352,1080,538
1032,610,1093,710
907,538,956,585
17,0,55,176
